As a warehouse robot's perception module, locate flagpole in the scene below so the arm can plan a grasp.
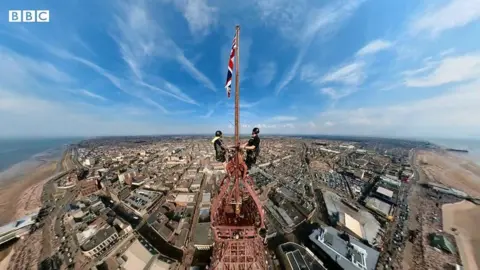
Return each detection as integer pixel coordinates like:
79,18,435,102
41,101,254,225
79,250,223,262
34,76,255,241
234,25,240,148
234,25,241,214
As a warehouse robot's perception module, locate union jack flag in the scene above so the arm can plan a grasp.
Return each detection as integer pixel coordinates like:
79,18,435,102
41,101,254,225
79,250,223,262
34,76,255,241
225,33,237,98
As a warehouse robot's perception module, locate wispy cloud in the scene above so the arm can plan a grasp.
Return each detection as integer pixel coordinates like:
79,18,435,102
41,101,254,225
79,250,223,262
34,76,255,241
274,0,365,95
0,90,180,137
112,0,216,92
51,49,174,113
72,34,96,56
254,61,277,87
240,100,261,108
253,123,296,130
271,115,297,122
137,79,198,105
0,91,58,115
411,0,480,36
401,61,438,77
302,60,365,88
167,0,218,38
404,53,480,87
440,48,456,57
274,46,308,95
31,37,198,111
7,19,199,110
320,61,366,86
113,0,158,81
313,80,480,137
254,0,308,39
78,89,108,101
201,100,223,118
176,53,217,91
300,0,365,42
318,87,357,100
356,39,393,57
301,36,395,100
0,46,73,85
300,61,362,101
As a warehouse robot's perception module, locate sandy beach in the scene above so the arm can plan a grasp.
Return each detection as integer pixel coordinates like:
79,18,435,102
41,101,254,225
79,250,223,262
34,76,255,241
0,161,57,225
0,161,58,270
416,150,480,270
443,201,480,270
417,150,480,197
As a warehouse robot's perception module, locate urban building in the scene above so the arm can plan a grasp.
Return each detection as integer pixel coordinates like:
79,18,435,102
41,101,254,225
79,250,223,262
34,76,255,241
193,222,213,250
307,227,380,270
81,226,119,258
173,193,196,207
322,191,382,246
276,242,326,270
79,179,99,197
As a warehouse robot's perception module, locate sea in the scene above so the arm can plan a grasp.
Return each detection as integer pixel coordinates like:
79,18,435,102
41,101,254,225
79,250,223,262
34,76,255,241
426,138,480,165
0,138,82,182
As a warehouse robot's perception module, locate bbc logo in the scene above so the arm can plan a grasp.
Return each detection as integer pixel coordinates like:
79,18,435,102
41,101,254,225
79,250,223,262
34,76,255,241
9,10,50,23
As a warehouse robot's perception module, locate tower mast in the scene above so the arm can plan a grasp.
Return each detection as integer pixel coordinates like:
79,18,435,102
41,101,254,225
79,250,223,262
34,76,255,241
234,25,241,211
234,25,240,149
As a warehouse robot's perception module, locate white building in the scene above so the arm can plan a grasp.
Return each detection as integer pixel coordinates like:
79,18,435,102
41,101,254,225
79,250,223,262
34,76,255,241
81,226,119,258
82,157,97,167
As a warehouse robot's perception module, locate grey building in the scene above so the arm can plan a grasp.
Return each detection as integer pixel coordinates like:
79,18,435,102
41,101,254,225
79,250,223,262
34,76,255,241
307,227,379,270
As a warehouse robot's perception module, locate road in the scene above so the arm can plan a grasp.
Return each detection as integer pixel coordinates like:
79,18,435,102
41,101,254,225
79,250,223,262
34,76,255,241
39,187,79,262
38,147,82,263
183,173,209,268
8,168,73,269
401,148,427,270
302,143,318,220
377,148,421,269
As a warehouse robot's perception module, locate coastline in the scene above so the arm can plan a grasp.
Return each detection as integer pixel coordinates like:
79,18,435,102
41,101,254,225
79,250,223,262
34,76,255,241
0,160,58,225
428,138,480,166
0,149,69,268
417,150,480,197
442,201,480,270
0,140,73,224
0,142,74,269
0,142,70,224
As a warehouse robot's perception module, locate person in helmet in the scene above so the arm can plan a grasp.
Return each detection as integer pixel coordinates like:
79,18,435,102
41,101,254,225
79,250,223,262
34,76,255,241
241,127,260,170
212,130,227,164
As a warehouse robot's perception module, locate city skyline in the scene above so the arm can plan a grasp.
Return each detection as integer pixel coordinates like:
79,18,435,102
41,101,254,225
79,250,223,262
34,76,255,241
1,0,479,138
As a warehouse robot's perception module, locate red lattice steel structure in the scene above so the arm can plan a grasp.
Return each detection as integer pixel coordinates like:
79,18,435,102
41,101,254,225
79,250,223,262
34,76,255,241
210,25,267,270
210,151,267,270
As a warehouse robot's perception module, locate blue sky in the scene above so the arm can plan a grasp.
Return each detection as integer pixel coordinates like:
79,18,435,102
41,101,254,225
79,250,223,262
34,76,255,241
0,0,479,138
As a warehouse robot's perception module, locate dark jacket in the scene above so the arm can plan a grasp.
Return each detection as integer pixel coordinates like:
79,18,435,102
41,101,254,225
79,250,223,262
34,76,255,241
246,136,260,160
212,136,226,162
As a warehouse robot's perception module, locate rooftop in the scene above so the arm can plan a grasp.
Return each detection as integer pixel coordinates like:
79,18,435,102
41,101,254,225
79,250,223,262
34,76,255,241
278,242,326,270
81,226,117,251
364,197,392,217
120,238,158,270
174,193,196,204
322,191,380,244
194,222,213,246
376,186,393,198
309,227,379,270
0,211,38,237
